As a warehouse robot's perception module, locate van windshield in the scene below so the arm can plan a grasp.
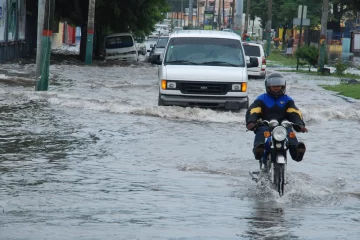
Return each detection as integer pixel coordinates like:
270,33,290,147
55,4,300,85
105,35,134,49
165,37,245,67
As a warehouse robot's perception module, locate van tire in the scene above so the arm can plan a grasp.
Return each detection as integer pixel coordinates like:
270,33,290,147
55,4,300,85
158,96,165,106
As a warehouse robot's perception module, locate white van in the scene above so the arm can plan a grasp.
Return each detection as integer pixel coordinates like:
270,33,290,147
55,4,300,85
104,33,138,61
156,30,258,111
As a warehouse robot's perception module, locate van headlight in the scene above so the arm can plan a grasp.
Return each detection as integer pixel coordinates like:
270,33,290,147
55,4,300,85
272,126,287,141
231,83,247,92
232,84,242,91
167,82,177,89
161,80,177,90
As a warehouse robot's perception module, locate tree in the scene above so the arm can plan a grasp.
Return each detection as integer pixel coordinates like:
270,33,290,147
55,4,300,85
54,0,169,59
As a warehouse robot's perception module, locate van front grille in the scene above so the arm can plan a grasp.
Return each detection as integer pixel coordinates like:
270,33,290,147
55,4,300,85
178,82,230,95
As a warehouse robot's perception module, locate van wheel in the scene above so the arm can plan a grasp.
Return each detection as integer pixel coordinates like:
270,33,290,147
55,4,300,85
245,97,249,109
158,96,165,106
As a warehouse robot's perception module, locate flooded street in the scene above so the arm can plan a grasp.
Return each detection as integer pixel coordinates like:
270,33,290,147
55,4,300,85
0,60,360,239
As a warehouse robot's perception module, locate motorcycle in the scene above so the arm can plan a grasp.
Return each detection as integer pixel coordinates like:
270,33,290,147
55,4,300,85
249,119,299,196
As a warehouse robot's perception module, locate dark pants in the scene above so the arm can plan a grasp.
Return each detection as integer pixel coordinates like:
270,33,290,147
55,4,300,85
253,126,299,160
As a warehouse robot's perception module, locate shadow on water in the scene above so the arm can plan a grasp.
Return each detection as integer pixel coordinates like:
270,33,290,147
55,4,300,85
239,202,298,240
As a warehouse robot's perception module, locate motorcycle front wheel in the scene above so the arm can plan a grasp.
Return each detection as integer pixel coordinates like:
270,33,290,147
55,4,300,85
274,163,285,196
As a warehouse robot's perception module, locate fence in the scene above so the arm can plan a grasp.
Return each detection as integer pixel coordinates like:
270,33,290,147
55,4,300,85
0,0,37,63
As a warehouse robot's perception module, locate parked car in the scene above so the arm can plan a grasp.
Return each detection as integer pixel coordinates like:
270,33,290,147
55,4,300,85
222,28,234,33
243,42,266,79
156,30,259,111
134,35,146,55
104,33,138,61
151,24,170,36
149,35,169,64
173,27,183,32
145,36,158,57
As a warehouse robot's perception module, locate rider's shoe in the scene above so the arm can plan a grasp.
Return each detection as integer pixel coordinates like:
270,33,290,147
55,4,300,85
294,142,306,162
253,142,265,160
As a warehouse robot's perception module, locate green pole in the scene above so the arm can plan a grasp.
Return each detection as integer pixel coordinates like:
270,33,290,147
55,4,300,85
36,0,54,91
85,33,94,65
266,0,272,57
266,30,271,57
318,38,326,73
85,0,96,65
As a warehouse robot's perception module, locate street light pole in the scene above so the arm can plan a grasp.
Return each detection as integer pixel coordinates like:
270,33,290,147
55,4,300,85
36,0,55,91
244,0,250,32
85,0,96,65
266,0,272,57
318,0,329,74
36,0,45,81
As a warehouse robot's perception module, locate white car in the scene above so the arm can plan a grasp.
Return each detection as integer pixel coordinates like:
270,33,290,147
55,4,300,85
156,30,259,111
134,36,146,55
243,42,266,79
151,24,170,35
173,27,183,32
104,33,138,61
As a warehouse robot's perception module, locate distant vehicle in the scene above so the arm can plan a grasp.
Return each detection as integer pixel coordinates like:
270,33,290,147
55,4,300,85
222,28,234,33
156,30,259,111
151,24,170,35
149,35,169,64
104,33,138,61
243,42,266,79
134,35,146,56
173,27,183,32
145,36,158,56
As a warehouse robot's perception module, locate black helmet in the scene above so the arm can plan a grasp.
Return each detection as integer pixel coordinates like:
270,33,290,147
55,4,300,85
265,72,286,97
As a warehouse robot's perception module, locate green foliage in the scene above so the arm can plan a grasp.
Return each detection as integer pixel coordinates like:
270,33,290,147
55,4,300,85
295,45,319,71
322,83,360,99
334,59,348,76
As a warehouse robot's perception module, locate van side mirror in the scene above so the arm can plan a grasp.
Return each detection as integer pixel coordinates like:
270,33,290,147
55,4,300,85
155,55,162,65
247,57,259,68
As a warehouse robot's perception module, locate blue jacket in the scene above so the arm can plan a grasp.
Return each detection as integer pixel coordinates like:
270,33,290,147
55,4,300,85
245,93,305,131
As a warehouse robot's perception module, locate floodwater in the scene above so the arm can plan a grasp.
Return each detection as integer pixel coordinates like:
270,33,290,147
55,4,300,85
0,60,360,240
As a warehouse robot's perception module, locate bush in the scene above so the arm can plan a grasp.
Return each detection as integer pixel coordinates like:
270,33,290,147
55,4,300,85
295,45,319,71
334,59,348,76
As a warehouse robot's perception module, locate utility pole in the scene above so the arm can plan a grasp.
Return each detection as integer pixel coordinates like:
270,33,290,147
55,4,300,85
85,0,96,65
266,0,272,57
318,0,329,74
197,0,200,27
189,0,193,28
218,0,221,29
231,0,235,29
36,0,45,81
296,5,305,70
181,0,184,27
36,0,55,91
223,0,225,26
244,0,250,32
235,0,243,34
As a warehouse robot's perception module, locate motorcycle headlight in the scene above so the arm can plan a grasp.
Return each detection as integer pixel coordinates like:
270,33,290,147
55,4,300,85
272,126,287,141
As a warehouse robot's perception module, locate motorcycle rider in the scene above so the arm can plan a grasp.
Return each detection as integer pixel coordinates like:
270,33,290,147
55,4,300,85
246,72,308,162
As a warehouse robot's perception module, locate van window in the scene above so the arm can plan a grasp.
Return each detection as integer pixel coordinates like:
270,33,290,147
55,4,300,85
156,37,169,48
165,37,245,67
105,35,134,49
243,45,261,57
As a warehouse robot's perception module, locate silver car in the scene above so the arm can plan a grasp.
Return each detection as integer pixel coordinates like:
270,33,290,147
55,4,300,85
149,35,169,64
